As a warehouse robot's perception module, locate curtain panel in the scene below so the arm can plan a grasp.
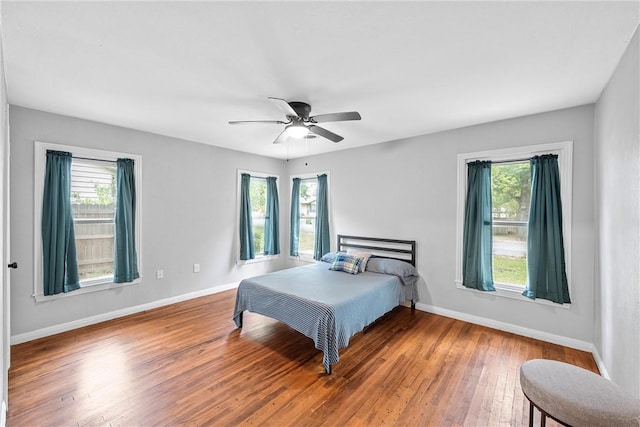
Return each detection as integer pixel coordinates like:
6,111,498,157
462,160,495,291
264,176,280,255
524,155,570,303
41,150,80,295
290,178,301,257
239,173,255,260
114,158,139,283
313,174,330,260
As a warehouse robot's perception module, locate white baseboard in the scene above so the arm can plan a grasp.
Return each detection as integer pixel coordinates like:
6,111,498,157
590,344,610,379
11,282,239,345
415,302,593,352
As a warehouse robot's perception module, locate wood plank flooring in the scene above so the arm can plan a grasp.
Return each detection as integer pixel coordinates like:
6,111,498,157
7,290,598,426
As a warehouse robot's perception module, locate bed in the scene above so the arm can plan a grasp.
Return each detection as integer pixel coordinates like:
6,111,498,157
233,235,418,374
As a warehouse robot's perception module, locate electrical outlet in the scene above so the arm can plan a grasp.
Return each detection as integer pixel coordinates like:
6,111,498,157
193,264,200,273
156,269,164,279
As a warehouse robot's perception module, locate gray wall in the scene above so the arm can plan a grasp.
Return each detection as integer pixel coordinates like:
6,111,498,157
9,106,286,336
286,104,596,345
594,27,640,399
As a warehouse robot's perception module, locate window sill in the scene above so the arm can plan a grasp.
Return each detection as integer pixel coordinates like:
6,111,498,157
454,280,571,309
289,255,316,264
237,254,280,265
34,277,142,302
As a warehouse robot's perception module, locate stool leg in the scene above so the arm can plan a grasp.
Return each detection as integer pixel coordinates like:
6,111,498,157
529,401,534,427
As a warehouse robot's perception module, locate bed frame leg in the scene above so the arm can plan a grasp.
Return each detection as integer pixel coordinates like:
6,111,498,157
411,300,416,310
325,364,332,375
238,312,243,328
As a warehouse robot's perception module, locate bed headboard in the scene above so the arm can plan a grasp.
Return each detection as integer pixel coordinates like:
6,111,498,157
337,235,417,267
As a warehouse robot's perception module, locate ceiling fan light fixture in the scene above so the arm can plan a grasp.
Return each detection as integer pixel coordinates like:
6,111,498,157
286,124,309,139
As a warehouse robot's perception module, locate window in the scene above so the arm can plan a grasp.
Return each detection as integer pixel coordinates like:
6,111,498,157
290,172,330,261
455,141,572,303
71,158,117,284
249,177,267,254
491,161,530,287
34,142,142,301
298,178,317,257
237,170,280,262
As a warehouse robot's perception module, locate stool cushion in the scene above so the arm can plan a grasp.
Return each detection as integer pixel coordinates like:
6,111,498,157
520,359,640,427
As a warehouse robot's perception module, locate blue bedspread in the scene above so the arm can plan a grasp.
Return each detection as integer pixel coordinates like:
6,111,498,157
233,262,409,372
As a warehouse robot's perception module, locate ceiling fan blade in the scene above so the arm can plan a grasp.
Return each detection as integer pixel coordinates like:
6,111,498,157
268,97,299,117
229,120,288,125
308,125,343,143
310,111,361,123
273,129,288,144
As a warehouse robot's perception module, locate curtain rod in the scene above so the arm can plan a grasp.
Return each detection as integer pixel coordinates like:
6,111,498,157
492,157,532,165
468,154,557,166
47,150,131,164
467,157,531,165
73,156,118,164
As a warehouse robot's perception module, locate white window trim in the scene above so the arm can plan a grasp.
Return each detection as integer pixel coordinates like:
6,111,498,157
236,169,281,265
455,141,573,308
289,171,330,264
33,141,143,302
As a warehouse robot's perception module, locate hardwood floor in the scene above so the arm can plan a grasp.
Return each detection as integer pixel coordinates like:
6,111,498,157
7,290,598,426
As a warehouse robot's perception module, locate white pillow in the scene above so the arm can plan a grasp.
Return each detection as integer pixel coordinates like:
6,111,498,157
347,249,373,273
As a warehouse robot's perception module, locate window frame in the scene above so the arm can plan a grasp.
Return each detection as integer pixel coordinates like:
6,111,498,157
33,141,143,302
455,141,573,307
236,169,280,265
289,171,329,263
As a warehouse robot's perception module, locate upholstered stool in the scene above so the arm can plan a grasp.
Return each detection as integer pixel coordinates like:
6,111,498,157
520,359,640,427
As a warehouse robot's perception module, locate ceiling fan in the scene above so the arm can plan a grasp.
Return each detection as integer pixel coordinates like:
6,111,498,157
229,97,361,144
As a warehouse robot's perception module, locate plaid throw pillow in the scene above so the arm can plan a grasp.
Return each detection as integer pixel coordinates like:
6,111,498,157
347,249,373,272
329,253,362,275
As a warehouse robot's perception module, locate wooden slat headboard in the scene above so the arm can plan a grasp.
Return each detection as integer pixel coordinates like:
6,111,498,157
337,235,417,267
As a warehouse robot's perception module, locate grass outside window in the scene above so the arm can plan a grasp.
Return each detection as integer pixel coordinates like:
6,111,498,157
493,255,527,286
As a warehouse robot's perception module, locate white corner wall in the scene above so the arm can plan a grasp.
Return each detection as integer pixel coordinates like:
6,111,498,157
594,26,640,399
9,106,287,339
287,104,596,348
0,0,9,421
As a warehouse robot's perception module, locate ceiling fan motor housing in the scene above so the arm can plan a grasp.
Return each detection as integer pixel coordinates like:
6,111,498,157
288,101,312,119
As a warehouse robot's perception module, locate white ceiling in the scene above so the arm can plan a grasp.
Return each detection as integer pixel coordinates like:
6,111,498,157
2,1,638,160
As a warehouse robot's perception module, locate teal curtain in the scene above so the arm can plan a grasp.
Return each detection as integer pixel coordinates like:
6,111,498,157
239,173,255,260
41,150,80,295
264,176,280,255
523,155,570,303
114,158,139,283
313,174,330,260
290,178,301,256
462,161,495,291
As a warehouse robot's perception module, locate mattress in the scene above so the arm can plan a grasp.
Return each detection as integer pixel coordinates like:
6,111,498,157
233,261,409,372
